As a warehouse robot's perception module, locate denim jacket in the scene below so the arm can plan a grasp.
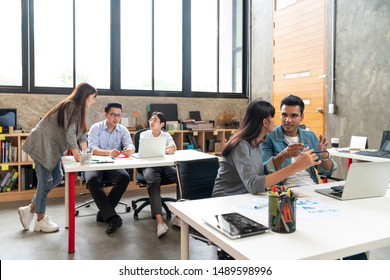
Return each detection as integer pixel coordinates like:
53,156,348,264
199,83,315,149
262,125,337,185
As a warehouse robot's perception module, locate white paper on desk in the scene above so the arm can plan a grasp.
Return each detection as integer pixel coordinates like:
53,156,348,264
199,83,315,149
297,199,348,218
349,135,367,150
232,199,268,218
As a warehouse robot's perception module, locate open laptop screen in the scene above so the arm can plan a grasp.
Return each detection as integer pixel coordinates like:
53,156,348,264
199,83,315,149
380,131,390,152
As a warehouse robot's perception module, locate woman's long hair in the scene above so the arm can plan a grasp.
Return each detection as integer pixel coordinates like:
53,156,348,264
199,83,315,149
222,99,275,157
44,83,97,134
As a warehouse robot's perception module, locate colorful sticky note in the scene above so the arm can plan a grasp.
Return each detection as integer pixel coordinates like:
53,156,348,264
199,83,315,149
1,164,9,171
193,131,198,136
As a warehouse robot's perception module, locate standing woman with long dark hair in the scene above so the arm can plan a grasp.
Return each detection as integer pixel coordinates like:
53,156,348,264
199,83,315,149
18,83,97,232
212,99,320,197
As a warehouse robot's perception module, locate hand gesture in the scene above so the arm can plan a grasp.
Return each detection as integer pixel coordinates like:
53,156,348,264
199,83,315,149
282,142,304,158
294,149,320,170
317,135,329,152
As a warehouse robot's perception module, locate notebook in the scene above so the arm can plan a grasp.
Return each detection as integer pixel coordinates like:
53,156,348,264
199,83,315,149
315,161,390,200
355,131,390,158
132,137,166,158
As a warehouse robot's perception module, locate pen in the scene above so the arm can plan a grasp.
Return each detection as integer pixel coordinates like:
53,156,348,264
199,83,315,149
300,151,329,155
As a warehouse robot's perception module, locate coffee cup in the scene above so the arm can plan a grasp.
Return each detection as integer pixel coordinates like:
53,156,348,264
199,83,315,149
331,138,339,150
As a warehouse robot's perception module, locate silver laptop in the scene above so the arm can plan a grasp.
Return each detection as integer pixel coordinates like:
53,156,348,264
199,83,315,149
315,161,390,200
132,137,166,158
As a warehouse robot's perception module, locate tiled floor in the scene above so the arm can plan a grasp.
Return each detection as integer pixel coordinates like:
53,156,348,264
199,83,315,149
1,187,389,260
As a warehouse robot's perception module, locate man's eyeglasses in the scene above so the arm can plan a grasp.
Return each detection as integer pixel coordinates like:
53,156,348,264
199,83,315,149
109,113,122,118
149,118,160,123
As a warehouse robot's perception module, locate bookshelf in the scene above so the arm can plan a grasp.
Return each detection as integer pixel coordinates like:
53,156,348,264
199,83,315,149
0,133,35,202
130,128,237,155
0,129,236,203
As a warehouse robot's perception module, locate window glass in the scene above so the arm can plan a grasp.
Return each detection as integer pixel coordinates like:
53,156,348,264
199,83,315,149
191,0,218,92
0,0,22,86
220,0,242,93
121,0,152,90
75,0,110,88
34,0,73,87
154,0,182,91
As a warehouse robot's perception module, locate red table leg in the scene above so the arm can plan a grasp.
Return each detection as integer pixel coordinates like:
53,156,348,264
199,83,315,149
347,158,352,170
68,172,76,254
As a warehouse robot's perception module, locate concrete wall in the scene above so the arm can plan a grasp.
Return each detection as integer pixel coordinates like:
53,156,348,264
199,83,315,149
250,0,274,102
251,0,390,179
326,0,390,178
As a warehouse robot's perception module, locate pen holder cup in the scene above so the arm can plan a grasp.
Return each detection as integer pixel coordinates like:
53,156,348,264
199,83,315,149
268,195,296,233
80,152,92,165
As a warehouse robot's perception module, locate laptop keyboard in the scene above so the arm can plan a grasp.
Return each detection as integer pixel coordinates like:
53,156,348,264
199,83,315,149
355,150,390,158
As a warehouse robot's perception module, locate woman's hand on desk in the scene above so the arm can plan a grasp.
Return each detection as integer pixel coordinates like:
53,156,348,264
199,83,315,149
165,145,176,155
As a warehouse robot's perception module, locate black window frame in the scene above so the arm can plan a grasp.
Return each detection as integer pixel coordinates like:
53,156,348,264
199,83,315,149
0,0,249,99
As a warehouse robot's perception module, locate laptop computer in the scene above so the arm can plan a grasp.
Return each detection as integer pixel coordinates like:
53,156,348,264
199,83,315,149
132,137,166,158
355,131,390,158
315,161,390,200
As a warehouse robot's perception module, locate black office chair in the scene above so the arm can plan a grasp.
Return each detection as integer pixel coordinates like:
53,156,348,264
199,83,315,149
75,173,131,216
175,158,222,243
131,128,177,220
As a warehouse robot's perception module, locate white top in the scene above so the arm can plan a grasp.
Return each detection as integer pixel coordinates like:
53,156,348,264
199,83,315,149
169,182,390,260
140,129,176,148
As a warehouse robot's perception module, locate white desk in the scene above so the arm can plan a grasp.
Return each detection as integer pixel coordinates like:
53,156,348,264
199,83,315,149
61,150,216,254
169,183,390,260
328,148,390,163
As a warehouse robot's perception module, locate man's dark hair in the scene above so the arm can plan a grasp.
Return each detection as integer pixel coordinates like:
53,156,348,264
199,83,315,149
104,102,122,113
280,95,305,114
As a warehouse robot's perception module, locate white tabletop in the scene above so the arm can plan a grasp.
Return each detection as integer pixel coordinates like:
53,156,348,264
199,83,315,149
328,148,390,162
169,182,390,260
61,149,216,172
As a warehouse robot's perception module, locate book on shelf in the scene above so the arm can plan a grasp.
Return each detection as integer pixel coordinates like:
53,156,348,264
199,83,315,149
3,170,18,192
21,139,28,162
1,169,16,192
1,171,12,188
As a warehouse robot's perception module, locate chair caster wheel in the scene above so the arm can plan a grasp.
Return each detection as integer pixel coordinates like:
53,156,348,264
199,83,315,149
131,201,137,209
75,210,79,216
125,206,131,212
134,212,139,220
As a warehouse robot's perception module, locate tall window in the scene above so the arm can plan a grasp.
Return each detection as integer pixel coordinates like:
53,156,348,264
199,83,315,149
33,0,73,87
121,0,152,90
75,0,110,88
0,0,22,86
0,0,247,97
121,0,182,91
192,0,243,93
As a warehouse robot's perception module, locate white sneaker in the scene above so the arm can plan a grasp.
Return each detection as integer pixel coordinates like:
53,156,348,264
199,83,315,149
18,206,34,230
34,216,59,233
170,216,181,228
157,223,168,238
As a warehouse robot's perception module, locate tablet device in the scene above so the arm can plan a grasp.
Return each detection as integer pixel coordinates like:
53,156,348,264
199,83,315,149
203,212,270,239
